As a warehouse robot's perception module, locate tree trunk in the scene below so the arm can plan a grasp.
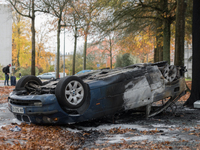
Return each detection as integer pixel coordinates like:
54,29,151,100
156,19,163,62
154,48,159,62
31,0,35,75
110,53,112,69
163,19,171,64
83,31,88,70
174,0,186,66
72,27,77,75
17,28,20,67
56,20,61,78
163,0,171,64
109,38,112,69
37,48,40,65
184,0,200,107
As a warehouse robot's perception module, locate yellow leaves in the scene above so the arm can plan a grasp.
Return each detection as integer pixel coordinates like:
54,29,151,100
117,27,154,62
12,16,32,68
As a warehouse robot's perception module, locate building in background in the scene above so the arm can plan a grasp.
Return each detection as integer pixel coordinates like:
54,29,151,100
0,1,12,67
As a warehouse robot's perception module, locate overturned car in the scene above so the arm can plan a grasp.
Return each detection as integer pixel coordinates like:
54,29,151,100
8,61,187,124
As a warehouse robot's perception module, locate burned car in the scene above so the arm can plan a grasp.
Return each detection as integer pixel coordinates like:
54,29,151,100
8,61,187,124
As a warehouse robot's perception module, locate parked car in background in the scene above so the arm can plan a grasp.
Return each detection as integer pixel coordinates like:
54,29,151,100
75,70,93,75
37,72,56,80
8,61,187,124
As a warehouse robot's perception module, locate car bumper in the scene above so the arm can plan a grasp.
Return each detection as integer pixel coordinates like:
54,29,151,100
8,92,100,124
8,93,72,124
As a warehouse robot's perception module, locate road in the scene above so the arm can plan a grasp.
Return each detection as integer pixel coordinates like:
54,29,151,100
0,80,200,149
0,79,18,86
0,103,20,128
0,80,21,127
0,80,4,86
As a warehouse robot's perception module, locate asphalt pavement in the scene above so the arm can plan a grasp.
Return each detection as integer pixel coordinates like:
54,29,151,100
0,80,17,87
0,80,5,86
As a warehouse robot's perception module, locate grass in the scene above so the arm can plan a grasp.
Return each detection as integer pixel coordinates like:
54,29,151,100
185,78,192,81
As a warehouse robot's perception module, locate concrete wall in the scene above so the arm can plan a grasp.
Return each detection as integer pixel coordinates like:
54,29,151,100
0,3,12,67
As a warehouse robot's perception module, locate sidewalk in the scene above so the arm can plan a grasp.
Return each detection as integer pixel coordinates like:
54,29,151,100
0,80,5,86
0,80,17,86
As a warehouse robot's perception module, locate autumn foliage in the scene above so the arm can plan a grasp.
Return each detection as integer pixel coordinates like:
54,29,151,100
12,12,55,75
117,29,154,63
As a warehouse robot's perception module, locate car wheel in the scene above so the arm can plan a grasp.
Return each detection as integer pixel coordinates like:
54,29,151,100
55,76,87,109
15,75,42,89
162,65,177,82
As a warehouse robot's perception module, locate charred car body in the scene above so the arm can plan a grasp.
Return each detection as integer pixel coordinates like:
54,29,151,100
8,61,187,124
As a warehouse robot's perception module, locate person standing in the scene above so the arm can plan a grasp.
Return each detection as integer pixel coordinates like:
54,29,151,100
19,72,21,78
4,64,11,86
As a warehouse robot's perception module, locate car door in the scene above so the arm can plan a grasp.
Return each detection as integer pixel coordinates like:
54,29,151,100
122,76,152,110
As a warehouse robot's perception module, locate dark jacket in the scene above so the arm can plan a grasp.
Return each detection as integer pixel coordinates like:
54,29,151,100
5,66,10,74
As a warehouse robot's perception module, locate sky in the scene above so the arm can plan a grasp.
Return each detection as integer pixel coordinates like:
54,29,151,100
0,0,83,56
0,0,6,4
2,0,86,56
35,15,84,56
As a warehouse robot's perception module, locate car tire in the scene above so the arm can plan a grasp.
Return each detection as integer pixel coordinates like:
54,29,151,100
55,76,87,109
15,75,42,89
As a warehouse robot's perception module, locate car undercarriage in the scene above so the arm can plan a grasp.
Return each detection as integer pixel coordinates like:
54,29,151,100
8,61,187,124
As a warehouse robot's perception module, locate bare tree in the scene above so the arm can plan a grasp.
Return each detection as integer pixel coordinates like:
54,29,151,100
61,1,81,75
71,0,99,70
98,33,118,69
80,1,97,70
35,21,54,66
42,0,70,78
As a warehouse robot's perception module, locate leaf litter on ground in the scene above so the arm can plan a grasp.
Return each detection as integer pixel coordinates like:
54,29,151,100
1,81,200,149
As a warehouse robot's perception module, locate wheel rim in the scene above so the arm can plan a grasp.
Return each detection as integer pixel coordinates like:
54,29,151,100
162,65,177,82
65,80,84,106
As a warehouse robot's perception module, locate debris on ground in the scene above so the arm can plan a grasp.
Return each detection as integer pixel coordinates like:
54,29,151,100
1,81,200,149
10,126,21,132
0,86,15,103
